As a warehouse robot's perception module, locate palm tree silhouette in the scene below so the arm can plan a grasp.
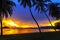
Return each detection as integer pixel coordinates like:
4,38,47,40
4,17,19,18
32,0,56,30
49,3,60,20
48,3,60,31
0,0,16,36
18,0,41,33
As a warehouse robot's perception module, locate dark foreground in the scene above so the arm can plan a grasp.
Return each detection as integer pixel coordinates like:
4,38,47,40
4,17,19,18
0,32,60,40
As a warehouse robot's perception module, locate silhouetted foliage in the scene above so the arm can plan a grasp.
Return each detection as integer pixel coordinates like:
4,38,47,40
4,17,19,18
18,0,32,8
18,0,58,32
32,0,57,31
32,0,51,13
49,3,60,20
0,0,16,36
0,0,16,18
55,22,60,29
18,0,42,32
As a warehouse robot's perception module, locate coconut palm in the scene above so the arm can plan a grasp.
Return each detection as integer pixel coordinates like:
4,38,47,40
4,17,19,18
49,3,60,20
33,0,57,31
48,3,60,31
0,0,16,36
18,0,41,33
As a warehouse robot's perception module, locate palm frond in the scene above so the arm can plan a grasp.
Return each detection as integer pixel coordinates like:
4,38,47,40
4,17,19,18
7,1,16,7
49,3,60,19
19,0,32,8
0,0,16,18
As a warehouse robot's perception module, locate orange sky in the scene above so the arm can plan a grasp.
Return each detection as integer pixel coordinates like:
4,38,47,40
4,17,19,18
2,18,60,28
2,18,60,35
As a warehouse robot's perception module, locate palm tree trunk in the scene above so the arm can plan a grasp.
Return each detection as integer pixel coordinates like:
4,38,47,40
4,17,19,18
44,13,56,31
0,16,3,36
29,8,41,33
0,0,3,36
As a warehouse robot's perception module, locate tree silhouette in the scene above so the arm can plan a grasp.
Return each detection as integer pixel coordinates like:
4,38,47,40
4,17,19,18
32,0,54,30
55,22,60,29
0,0,16,36
48,3,60,31
33,0,57,31
18,0,41,33
49,3,60,20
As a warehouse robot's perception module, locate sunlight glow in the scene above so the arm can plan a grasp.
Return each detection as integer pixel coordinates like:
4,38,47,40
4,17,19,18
3,18,60,35
49,20,60,26
2,18,33,28
21,25,31,28
3,18,60,28
2,19,19,28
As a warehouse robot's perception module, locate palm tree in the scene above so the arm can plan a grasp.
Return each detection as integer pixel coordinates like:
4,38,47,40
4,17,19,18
49,3,60,20
48,3,60,31
33,0,57,31
0,0,16,36
18,0,41,33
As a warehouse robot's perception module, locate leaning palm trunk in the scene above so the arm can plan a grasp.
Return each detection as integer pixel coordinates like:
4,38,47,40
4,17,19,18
44,12,56,31
0,16,3,36
29,8,41,33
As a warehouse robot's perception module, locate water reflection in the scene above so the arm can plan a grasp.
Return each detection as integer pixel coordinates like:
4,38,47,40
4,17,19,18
2,28,60,35
3,29,39,35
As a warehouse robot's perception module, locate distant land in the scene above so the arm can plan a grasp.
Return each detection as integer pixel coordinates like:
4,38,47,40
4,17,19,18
2,26,55,29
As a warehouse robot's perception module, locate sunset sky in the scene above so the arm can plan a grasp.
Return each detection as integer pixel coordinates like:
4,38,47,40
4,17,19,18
2,0,60,35
4,0,60,27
